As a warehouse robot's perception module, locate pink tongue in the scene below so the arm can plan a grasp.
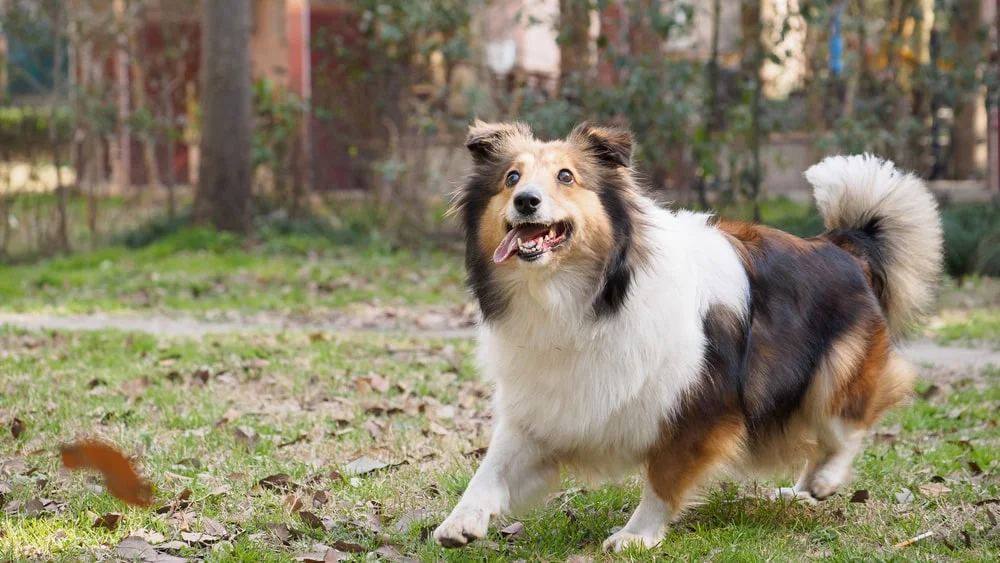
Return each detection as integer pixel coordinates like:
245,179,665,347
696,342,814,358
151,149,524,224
493,225,551,263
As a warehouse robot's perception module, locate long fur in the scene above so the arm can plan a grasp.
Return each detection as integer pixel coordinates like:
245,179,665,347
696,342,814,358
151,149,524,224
806,154,944,334
434,124,943,552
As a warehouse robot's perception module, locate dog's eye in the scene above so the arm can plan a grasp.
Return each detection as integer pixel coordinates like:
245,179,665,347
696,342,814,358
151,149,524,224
505,171,520,188
557,169,574,185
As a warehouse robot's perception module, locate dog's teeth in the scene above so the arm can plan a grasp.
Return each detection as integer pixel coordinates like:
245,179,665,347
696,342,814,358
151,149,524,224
548,227,556,238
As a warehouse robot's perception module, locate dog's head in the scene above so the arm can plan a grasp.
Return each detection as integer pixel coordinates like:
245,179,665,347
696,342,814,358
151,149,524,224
452,121,646,322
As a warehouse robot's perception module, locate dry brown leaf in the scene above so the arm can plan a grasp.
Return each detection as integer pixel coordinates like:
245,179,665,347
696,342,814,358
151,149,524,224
10,418,25,439
93,512,123,530
201,517,228,537
363,420,385,440
331,540,368,553
299,510,332,531
896,489,915,505
918,482,951,497
233,426,259,448
214,407,240,427
566,556,595,563
284,494,305,513
849,489,869,503
500,521,525,540
60,440,154,507
259,473,295,491
116,537,186,563
121,376,151,395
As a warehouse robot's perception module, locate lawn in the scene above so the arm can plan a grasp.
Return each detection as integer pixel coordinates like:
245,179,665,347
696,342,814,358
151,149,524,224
2,327,998,562
0,228,467,319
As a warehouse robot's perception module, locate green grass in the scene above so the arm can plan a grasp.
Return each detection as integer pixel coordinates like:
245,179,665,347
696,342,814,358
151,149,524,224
1,327,998,561
0,227,466,317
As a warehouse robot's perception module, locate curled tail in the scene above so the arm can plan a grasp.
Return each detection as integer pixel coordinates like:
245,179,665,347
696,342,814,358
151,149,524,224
805,154,944,334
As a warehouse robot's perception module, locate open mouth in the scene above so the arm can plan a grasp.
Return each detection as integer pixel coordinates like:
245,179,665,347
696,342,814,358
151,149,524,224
493,221,573,264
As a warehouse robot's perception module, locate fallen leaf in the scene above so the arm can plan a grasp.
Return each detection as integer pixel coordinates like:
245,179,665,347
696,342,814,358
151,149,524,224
435,405,456,420
93,512,123,530
264,522,301,545
344,456,388,476
895,489,914,505
60,440,154,507
363,420,384,440
566,556,595,563
918,482,951,497
233,426,259,448
849,489,869,503
331,540,368,553
299,510,331,531
116,536,186,562
214,407,240,427
156,489,192,514
180,531,219,545
176,458,202,470
132,529,166,545
285,494,305,513
121,376,151,395
201,517,228,537
500,521,525,540
968,460,984,476
312,490,329,507
974,498,1000,506
259,473,295,491
393,508,435,535
279,433,309,448
10,418,25,439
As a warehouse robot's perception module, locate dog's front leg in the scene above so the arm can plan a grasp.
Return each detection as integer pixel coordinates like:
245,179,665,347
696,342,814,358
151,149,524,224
434,422,557,548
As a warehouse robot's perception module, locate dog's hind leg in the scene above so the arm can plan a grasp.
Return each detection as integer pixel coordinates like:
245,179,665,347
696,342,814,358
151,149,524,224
804,325,915,500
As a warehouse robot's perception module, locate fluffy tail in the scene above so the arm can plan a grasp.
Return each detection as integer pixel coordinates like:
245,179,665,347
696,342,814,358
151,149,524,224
805,154,943,334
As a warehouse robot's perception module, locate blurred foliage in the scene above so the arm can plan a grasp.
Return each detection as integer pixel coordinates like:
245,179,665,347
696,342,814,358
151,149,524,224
0,106,73,155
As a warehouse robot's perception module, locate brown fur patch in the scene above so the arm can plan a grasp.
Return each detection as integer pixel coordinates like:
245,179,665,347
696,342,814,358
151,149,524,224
647,413,746,511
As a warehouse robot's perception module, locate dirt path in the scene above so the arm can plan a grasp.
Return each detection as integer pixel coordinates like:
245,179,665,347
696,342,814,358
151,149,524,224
1,312,998,371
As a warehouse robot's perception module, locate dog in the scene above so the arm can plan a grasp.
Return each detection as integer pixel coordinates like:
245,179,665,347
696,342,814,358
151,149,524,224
433,121,943,552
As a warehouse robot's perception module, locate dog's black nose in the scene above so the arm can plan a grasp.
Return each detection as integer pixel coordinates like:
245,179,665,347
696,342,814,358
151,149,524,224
513,189,542,215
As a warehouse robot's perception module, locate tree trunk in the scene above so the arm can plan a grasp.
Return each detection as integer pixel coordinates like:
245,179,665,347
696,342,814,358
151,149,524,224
49,1,69,253
558,0,591,93
742,0,764,221
193,0,252,233
128,15,161,193
111,0,130,194
696,0,723,208
951,0,984,179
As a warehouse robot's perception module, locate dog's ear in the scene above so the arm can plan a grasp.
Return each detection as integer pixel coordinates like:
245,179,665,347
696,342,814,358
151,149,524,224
569,122,635,168
466,120,532,165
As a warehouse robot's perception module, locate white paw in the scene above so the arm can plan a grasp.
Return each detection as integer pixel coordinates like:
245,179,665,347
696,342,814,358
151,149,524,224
433,507,490,548
602,530,662,553
807,469,845,500
774,487,818,505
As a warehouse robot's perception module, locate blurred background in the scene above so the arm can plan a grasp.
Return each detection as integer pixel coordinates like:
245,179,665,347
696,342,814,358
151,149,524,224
0,0,997,281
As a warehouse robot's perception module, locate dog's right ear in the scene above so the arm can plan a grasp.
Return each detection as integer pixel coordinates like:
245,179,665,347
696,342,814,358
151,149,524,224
466,120,532,165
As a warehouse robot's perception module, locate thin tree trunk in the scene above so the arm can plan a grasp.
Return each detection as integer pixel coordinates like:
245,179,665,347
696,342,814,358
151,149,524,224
111,0,130,194
951,0,984,179
128,14,161,193
558,0,591,93
194,0,252,233
49,1,69,252
696,0,722,209
742,0,764,221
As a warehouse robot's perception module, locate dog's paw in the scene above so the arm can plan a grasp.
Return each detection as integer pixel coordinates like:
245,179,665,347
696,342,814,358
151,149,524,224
773,487,818,505
806,469,846,500
602,529,662,553
433,507,490,548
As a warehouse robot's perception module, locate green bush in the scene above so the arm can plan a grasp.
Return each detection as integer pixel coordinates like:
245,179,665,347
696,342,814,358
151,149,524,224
941,203,1000,278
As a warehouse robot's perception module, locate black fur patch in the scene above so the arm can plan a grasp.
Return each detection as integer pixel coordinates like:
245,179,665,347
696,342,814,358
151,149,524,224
821,217,889,317
593,181,636,318
453,162,512,322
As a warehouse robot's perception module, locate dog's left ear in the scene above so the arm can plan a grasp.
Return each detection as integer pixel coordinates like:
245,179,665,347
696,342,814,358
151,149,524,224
569,122,635,169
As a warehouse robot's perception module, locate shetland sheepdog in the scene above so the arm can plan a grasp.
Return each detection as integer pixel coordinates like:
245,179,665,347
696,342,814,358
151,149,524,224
433,121,943,552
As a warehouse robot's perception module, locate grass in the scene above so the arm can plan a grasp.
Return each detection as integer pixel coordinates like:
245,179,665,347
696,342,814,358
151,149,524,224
1,327,998,562
0,227,466,317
